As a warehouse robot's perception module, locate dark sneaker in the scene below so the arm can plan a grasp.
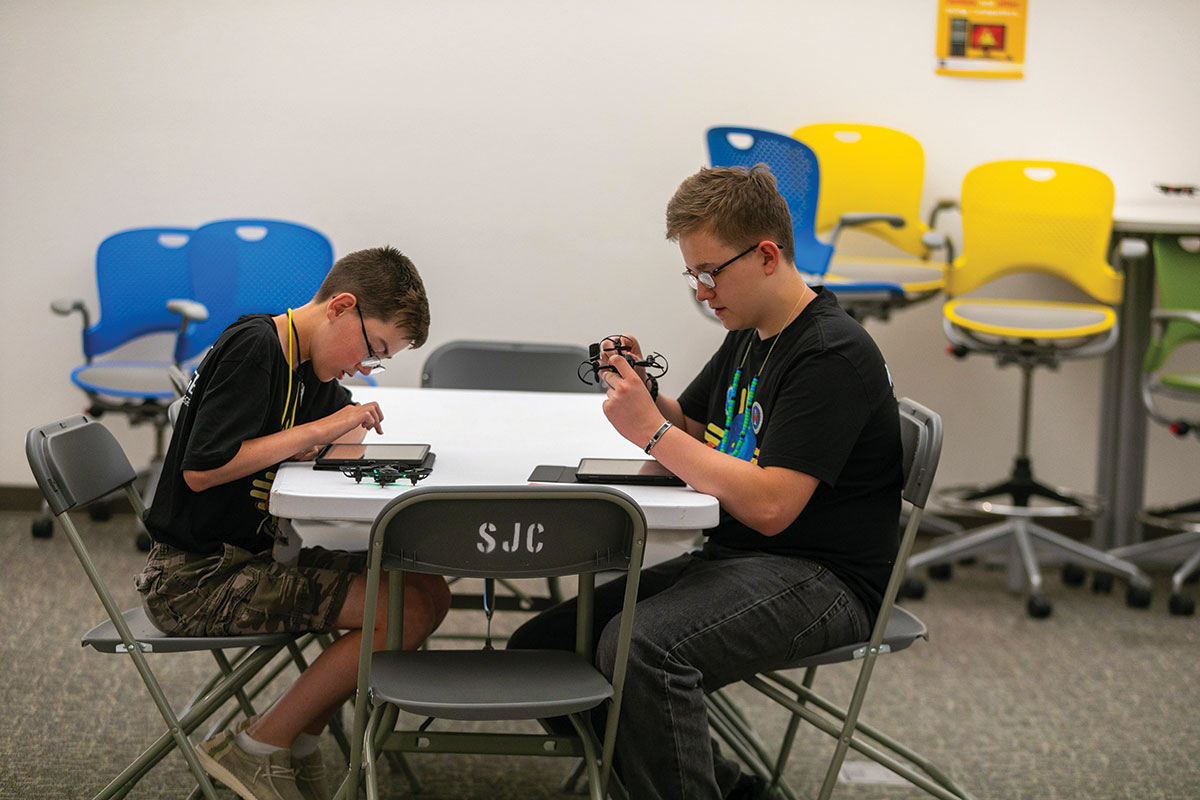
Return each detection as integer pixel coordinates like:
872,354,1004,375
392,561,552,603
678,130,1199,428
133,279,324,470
194,729,304,800
726,771,768,800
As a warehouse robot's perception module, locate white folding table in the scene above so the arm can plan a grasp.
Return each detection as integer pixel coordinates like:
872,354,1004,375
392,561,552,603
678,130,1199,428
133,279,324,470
269,386,720,557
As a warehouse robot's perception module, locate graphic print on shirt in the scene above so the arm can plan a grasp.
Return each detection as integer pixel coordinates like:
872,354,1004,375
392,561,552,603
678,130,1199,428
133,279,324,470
703,384,763,464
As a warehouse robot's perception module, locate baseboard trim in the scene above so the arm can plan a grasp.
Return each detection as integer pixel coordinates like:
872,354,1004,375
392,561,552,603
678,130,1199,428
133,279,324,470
0,486,46,511
0,486,135,514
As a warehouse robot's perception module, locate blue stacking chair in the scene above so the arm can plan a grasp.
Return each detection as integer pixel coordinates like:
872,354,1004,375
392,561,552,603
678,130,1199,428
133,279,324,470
706,126,834,276
176,219,334,362
42,227,206,542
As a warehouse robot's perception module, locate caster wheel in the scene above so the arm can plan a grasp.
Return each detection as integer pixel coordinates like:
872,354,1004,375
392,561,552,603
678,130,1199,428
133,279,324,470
135,532,152,552
1168,593,1195,616
1091,572,1115,594
928,563,953,581
31,518,54,538
1026,595,1053,618
899,578,927,600
1062,564,1087,587
88,501,113,522
1125,585,1153,609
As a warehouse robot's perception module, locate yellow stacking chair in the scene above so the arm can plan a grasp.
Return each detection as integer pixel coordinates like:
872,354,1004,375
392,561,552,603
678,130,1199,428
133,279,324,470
904,160,1154,618
791,123,954,322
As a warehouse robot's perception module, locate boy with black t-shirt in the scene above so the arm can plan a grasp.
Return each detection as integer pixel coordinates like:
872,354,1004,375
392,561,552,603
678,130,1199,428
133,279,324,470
508,166,903,800
137,246,451,800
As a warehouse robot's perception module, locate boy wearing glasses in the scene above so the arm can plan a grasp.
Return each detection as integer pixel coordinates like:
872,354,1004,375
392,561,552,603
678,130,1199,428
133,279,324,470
509,166,902,800
137,246,451,800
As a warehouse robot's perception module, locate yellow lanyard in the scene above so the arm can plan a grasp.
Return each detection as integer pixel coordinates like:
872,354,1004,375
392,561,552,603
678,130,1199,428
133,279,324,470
281,309,301,430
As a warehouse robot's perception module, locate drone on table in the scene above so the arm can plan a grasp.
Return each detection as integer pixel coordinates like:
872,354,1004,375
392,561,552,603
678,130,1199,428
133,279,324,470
339,462,432,487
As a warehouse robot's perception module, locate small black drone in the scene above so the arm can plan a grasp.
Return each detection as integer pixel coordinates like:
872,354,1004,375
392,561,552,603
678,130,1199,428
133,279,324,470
340,463,431,487
578,335,668,387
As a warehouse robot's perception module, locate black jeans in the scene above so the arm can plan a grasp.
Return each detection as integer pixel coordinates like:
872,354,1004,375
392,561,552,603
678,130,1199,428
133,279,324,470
508,542,870,800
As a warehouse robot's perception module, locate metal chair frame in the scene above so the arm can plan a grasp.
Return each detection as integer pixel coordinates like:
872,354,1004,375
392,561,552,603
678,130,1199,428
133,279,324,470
706,399,975,800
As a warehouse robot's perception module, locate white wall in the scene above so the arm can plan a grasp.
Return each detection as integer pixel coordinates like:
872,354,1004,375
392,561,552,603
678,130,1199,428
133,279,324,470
2,0,1198,503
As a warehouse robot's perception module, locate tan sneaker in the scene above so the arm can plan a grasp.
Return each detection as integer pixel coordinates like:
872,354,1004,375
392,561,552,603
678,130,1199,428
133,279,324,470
292,750,331,800
194,729,304,800
235,714,329,800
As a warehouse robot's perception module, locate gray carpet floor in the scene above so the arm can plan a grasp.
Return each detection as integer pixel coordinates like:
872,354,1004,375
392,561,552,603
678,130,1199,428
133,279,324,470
2,509,1199,800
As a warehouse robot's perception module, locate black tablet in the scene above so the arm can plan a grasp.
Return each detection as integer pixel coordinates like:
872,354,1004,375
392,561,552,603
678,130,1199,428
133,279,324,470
314,443,431,470
574,458,685,486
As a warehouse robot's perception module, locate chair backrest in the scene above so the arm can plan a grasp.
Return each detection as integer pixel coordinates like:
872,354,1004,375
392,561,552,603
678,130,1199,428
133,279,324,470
706,126,834,276
948,160,1122,303
1145,235,1200,373
421,340,600,393
791,123,932,257
26,416,138,517
177,219,333,362
371,485,645,580
897,397,943,510
85,228,194,358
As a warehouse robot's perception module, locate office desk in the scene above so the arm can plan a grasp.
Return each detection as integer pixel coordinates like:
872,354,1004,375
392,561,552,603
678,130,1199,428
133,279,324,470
269,387,720,541
1096,198,1200,548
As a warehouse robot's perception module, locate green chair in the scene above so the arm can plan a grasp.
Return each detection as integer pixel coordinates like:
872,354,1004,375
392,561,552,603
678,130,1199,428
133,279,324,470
341,485,646,800
705,398,974,800
1107,234,1200,615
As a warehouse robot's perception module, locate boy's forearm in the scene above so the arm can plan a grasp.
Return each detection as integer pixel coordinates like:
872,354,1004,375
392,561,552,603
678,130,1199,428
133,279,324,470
182,422,327,492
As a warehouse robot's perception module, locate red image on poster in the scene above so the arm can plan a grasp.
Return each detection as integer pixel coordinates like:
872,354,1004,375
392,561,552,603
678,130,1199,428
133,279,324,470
970,25,1006,51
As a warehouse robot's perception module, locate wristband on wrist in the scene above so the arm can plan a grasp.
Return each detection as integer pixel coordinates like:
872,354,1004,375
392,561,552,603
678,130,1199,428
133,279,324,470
645,374,659,401
644,421,673,454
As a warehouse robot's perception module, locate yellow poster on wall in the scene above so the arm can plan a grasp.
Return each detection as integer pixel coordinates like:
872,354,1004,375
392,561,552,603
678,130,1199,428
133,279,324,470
936,0,1027,79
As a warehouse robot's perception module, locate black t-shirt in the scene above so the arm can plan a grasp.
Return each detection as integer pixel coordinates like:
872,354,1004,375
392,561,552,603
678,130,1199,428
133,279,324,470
678,288,902,615
145,314,352,555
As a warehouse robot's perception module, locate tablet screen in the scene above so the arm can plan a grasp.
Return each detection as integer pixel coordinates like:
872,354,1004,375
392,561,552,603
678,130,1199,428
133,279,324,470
317,443,431,465
575,458,684,485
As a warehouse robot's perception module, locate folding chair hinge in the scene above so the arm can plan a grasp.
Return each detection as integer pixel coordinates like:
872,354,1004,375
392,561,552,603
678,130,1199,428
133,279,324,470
853,643,890,659
115,642,150,653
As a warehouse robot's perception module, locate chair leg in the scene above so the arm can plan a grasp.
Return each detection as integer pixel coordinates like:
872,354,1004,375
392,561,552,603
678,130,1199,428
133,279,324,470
750,672,976,800
1171,545,1200,594
906,520,1016,570
564,712,604,800
1024,521,1153,590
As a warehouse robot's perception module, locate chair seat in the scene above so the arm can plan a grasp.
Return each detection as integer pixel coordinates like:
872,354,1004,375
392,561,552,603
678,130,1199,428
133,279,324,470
369,649,612,721
785,606,928,669
70,361,179,400
827,256,946,294
1161,372,1200,395
82,606,295,654
945,298,1116,340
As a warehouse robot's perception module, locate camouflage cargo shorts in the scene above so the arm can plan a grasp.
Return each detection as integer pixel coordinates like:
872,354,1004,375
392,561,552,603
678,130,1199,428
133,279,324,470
135,542,367,636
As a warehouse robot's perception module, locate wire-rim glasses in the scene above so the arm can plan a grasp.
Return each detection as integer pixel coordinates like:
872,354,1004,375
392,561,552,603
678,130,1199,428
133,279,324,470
682,243,759,290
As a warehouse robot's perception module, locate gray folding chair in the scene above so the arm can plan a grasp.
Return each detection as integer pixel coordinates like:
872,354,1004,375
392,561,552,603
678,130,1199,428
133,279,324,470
422,339,602,619
705,399,975,800
25,415,310,800
421,339,602,393
340,485,646,800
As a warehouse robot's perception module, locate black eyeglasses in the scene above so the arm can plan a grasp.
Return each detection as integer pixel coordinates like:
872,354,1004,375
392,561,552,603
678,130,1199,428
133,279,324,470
355,306,385,374
682,243,759,290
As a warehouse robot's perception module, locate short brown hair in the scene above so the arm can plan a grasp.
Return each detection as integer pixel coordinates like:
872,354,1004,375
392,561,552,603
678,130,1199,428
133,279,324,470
665,165,795,263
315,246,430,348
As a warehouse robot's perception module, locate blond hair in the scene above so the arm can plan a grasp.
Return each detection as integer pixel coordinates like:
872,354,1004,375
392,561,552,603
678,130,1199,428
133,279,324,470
665,165,795,263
